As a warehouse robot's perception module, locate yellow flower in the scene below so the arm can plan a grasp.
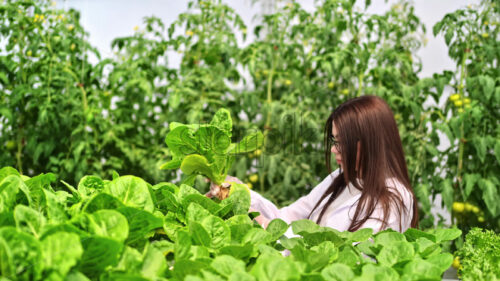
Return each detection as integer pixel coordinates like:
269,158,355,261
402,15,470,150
262,70,269,76
449,94,460,101
484,21,489,25
249,174,258,183
242,28,247,34
452,202,465,213
465,104,471,109
481,32,489,38
284,79,292,86
394,114,401,120
454,100,463,107
472,206,480,214
186,30,194,36
341,89,349,95
467,4,472,9
463,98,471,104
67,24,74,31
457,108,464,113
70,43,76,51
133,25,139,31
27,50,32,56
246,182,253,189
328,81,335,89
478,216,485,222
254,149,262,157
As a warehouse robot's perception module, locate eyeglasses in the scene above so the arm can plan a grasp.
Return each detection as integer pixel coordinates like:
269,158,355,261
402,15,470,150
328,135,341,152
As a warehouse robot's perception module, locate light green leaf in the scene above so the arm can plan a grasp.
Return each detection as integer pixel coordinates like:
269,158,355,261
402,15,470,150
82,193,123,213
116,207,163,244
404,228,436,243
202,215,231,249
88,210,129,243
211,255,246,277
321,263,354,281
291,219,320,235
266,219,289,240
230,131,264,154
106,176,154,212
210,108,232,137
425,253,453,273
377,241,415,266
159,159,182,170
434,228,461,242
402,258,442,279
78,237,123,278
180,154,223,184
41,232,83,276
141,243,167,278
14,205,46,238
195,126,231,155
175,230,192,261
77,176,104,198
165,125,198,158
189,221,211,247
250,253,302,281
360,263,399,281
0,227,43,280
186,202,212,223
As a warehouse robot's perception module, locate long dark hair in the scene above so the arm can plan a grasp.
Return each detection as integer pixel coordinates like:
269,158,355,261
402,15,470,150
309,95,418,231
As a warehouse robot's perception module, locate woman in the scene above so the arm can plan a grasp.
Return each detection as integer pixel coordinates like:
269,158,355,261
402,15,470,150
212,95,418,232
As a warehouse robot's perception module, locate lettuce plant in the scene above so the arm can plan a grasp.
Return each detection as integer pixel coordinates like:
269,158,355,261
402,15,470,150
160,108,263,187
455,228,500,281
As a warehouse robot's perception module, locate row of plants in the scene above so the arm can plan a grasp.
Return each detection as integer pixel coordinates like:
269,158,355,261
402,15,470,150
1,107,498,280
0,164,464,281
0,0,498,236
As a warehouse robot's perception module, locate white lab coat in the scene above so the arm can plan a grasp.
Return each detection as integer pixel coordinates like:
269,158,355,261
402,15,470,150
250,169,413,233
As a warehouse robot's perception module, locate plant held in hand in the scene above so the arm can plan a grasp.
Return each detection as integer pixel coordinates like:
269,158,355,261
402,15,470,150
161,109,262,199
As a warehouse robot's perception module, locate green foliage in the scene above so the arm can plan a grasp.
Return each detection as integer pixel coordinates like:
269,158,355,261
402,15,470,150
431,1,500,232
0,166,461,280
161,108,262,185
455,228,500,281
0,0,498,237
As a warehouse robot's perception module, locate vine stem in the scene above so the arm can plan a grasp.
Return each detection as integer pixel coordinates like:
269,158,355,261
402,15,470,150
357,72,364,97
456,49,469,203
260,54,275,193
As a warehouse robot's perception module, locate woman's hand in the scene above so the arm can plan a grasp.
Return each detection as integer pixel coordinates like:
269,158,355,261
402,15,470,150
205,175,243,199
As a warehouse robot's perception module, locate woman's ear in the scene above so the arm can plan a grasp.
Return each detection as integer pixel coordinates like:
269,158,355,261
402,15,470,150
355,141,361,173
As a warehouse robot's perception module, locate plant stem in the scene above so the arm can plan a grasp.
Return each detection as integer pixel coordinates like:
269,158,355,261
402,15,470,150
357,72,364,97
456,49,469,202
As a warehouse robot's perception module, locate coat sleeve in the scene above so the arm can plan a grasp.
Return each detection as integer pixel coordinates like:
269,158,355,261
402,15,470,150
249,169,339,224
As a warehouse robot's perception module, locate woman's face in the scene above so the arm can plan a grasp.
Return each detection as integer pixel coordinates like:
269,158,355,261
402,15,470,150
331,123,342,168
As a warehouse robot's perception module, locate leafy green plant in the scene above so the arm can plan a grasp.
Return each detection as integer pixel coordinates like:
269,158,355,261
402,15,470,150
0,166,461,281
431,0,499,232
160,109,263,187
455,228,500,281
0,0,498,234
